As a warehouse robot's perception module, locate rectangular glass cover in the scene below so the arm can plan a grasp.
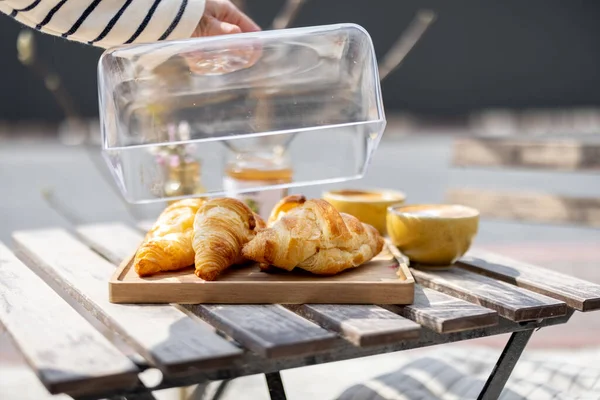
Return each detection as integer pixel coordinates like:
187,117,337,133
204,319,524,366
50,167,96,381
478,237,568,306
98,23,386,203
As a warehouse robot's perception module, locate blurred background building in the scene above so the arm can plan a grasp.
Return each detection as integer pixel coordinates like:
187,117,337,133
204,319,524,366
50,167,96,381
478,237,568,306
1,0,600,130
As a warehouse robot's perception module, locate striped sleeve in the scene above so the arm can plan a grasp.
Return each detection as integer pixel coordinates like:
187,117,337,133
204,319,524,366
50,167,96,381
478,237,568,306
0,0,206,48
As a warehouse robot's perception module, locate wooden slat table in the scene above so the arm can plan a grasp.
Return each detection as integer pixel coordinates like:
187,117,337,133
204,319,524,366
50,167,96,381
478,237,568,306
1,222,599,400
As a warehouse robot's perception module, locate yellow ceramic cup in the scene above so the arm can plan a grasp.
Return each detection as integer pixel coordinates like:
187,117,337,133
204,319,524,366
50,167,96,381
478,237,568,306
323,189,406,235
387,204,480,266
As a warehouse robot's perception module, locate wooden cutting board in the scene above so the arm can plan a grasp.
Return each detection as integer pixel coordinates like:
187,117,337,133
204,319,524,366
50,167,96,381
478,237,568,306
109,247,414,304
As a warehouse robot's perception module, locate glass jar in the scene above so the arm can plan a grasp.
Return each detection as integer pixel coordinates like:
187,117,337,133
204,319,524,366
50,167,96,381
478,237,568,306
223,145,292,219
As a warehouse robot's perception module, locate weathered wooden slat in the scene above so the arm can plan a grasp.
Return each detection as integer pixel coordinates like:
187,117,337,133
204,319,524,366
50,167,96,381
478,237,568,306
446,188,600,228
12,229,242,375
452,138,600,171
460,249,600,312
410,267,568,322
77,223,143,265
186,304,338,358
383,285,498,333
384,241,498,333
79,223,338,357
0,242,138,397
288,304,421,347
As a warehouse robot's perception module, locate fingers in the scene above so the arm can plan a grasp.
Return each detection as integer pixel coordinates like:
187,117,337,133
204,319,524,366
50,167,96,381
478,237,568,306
194,0,262,38
201,15,242,36
221,21,243,34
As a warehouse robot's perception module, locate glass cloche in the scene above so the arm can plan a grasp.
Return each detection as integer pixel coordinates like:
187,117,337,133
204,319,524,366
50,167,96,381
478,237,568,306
98,23,386,203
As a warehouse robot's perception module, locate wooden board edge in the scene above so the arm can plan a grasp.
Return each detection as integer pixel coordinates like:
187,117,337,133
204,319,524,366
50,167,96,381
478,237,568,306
109,253,136,303
114,252,136,281
385,239,415,282
398,259,415,285
109,280,415,305
110,242,414,305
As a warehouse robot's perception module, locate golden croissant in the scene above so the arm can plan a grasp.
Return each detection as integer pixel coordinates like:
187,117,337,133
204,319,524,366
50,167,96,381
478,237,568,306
193,198,265,281
134,198,205,277
242,198,384,275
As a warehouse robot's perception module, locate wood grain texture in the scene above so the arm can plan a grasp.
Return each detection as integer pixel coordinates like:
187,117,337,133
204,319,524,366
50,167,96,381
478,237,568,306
111,250,414,305
185,304,338,358
12,229,242,375
383,285,499,333
77,223,143,265
446,188,600,228
289,304,421,347
460,249,600,312
410,267,568,321
452,138,600,171
0,242,138,397
79,223,339,357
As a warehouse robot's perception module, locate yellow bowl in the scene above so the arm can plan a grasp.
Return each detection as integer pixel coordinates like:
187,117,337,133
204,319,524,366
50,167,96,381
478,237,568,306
387,204,479,266
323,189,406,235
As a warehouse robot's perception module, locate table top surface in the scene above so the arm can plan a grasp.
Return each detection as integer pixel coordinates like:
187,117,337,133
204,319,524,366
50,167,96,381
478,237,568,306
1,221,599,399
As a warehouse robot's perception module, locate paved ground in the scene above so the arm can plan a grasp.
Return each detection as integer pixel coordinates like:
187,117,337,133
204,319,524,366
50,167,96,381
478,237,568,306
1,131,599,399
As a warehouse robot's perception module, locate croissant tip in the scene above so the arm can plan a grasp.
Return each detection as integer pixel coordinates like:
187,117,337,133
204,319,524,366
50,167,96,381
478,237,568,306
195,268,218,281
259,263,279,273
134,260,161,277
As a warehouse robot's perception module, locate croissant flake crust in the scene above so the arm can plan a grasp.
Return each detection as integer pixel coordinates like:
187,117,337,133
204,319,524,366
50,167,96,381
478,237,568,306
193,197,265,281
133,198,205,277
242,198,384,275
133,196,383,280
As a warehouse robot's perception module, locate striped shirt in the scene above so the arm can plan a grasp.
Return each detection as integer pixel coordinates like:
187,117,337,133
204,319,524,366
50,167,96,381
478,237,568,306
0,0,206,48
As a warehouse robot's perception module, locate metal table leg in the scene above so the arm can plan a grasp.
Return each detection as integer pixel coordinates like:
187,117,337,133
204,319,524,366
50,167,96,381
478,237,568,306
187,383,208,399
265,372,288,400
477,329,534,400
211,380,231,400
